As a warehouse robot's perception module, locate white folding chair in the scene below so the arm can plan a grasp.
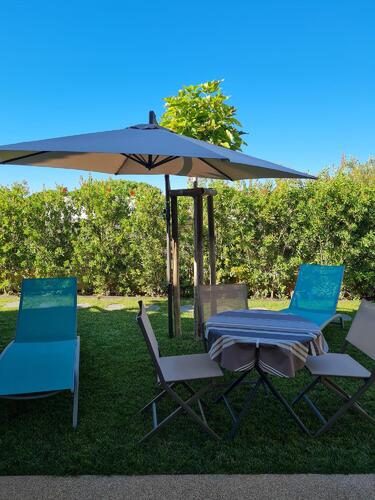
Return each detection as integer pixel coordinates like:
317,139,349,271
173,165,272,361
292,299,375,436
137,301,223,442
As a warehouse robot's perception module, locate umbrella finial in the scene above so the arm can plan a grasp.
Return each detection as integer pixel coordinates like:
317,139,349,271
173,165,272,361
148,110,158,125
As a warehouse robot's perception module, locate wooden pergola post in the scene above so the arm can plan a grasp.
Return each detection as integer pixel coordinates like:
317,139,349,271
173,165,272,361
171,194,181,336
165,174,174,338
168,187,217,338
207,194,216,286
193,191,204,339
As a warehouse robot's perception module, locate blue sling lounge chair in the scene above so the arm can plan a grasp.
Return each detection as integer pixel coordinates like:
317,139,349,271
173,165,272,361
281,264,345,331
0,277,80,428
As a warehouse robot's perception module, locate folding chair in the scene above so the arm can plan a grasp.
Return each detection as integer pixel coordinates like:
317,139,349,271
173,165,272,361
198,284,248,352
292,299,375,437
0,277,80,428
281,264,345,330
137,301,223,442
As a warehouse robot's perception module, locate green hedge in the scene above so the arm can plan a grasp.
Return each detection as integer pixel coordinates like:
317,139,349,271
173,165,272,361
0,159,374,298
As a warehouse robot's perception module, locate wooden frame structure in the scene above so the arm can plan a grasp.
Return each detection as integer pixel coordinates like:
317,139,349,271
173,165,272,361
165,184,217,338
150,111,217,339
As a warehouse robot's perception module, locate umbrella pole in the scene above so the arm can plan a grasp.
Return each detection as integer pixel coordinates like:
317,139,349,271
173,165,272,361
193,191,204,339
165,174,174,338
148,110,174,338
171,194,181,336
207,194,216,285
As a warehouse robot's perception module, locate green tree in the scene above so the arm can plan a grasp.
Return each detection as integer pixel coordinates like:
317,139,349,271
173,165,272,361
160,80,246,150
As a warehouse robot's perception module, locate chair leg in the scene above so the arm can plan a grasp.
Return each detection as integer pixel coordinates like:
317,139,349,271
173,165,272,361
323,378,375,425
261,378,270,395
139,381,220,443
72,376,79,429
215,371,263,425
257,368,311,435
313,376,375,437
214,370,250,404
181,381,210,410
302,394,327,425
291,373,375,436
169,383,220,440
292,376,321,406
72,339,80,429
139,404,184,443
197,398,207,424
228,378,262,439
139,383,176,414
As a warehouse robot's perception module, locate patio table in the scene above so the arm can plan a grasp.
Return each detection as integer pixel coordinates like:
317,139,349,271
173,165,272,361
206,309,325,437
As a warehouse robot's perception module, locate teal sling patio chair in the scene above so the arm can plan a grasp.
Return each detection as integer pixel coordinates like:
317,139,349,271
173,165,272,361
281,264,345,338
0,277,80,428
291,299,375,437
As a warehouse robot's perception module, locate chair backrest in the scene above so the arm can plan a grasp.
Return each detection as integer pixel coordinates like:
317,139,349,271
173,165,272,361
198,284,248,324
137,301,165,383
289,264,344,314
15,277,77,343
346,300,375,361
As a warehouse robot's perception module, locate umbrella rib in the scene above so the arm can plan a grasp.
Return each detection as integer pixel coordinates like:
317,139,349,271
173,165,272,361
121,153,147,167
134,153,147,164
199,158,234,181
0,150,49,165
114,155,130,175
153,156,178,168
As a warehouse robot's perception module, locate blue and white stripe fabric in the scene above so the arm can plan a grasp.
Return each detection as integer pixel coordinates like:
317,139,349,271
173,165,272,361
206,309,324,377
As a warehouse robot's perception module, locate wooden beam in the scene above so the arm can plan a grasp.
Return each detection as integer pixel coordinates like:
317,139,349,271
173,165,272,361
165,175,174,338
170,188,217,198
207,195,216,286
193,193,204,338
171,195,181,336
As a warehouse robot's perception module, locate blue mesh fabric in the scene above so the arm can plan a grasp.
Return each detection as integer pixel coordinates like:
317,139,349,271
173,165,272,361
15,277,77,343
289,264,344,314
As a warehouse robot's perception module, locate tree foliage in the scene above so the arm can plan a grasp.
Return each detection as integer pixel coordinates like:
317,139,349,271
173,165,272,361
160,80,247,150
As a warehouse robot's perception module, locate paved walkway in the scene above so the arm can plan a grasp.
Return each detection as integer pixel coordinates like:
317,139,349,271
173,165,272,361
1,475,375,500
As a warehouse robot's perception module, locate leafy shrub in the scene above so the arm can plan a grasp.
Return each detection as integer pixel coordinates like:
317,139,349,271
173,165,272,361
0,159,373,298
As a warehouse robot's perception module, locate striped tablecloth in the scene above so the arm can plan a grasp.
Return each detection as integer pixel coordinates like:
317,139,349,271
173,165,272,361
206,309,324,378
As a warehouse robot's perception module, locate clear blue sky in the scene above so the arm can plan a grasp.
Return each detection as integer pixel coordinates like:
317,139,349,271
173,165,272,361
0,0,374,192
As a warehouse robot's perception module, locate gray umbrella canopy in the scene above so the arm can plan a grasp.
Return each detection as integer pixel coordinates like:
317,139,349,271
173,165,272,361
0,116,316,338
0,122,315,181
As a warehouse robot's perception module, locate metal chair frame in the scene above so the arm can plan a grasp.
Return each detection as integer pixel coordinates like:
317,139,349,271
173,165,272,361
137,301,222,443
215,347,311,438
291,339,375,437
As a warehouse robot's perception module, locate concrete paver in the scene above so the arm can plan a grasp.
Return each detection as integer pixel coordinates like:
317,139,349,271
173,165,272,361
1,474,375,500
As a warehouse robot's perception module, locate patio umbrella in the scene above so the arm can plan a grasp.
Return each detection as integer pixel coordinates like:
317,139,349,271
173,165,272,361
0,112,315,181
0,111,316,336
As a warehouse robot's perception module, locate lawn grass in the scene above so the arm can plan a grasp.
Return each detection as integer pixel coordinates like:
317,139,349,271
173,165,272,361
0,296,374,475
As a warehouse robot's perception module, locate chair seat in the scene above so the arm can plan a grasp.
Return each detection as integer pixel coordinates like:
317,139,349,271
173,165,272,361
306,353,371,379
0,339,78,396
159,353,223,383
